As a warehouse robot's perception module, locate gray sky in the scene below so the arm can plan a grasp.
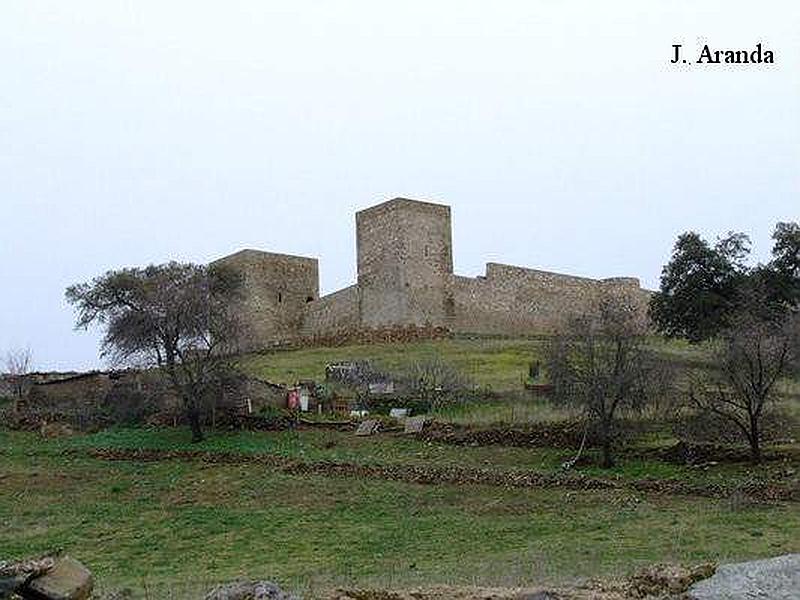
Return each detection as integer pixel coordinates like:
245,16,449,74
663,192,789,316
1,1,798,371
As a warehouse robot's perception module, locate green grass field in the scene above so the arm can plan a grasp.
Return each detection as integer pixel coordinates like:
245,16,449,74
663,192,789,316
241,337,547,391
3,337,798,597
240,336,713,392
2,427,799,598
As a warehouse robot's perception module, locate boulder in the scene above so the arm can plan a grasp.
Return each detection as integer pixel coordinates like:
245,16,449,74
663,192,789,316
688,554,800,600
21,556,92,600
0,553,58,600
1,575,26,599
204,580,297,600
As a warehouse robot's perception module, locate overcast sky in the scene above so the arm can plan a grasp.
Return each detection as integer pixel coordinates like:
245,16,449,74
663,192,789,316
1,1,798,371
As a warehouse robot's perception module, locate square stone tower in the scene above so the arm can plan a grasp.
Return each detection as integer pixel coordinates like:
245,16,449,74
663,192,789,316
212,249,319,347
356,198,454,327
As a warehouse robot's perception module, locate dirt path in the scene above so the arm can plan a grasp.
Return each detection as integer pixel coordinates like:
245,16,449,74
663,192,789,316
74,447,799,503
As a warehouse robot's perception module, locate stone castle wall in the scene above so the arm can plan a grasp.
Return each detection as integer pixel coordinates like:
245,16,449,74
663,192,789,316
449,264,646,335
214,198,650,348
301,284,360,336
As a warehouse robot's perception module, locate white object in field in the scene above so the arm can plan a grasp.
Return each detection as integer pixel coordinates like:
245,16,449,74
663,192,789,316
355,419,380,436
350,409,369,417
299,390,310,412
368,381,395,394
389,408,409,419
404,416,427,434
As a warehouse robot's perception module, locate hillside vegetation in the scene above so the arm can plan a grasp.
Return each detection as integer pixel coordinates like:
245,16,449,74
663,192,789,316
239,336,708,392
3,428,799,598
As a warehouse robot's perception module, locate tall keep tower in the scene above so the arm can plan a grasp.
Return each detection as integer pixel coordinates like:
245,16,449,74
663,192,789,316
356,198,454,327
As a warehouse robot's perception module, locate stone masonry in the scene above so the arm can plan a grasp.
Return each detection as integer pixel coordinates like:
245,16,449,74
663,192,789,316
214,198,650,349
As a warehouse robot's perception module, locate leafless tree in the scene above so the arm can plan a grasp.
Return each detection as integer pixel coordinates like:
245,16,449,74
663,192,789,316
547,292,671,467
4,347,32,412
66,262,245,442
689,306,800,463
403,356,472,410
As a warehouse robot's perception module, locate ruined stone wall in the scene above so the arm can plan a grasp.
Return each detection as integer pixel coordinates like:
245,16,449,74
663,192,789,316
301,285,360,336
356,198,453,328
212,249,319,349
26,373,113,410
450,263,648,335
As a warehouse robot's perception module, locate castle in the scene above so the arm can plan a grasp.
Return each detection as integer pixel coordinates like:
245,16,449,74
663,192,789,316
214,198,649,348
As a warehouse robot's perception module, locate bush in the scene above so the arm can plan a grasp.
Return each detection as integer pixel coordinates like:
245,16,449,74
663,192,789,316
672,407,797,446
101,384,159,426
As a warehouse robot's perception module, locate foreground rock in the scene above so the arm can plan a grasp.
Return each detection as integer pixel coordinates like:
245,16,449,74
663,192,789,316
688,554,800,600
204,580,298,600
1,554,58,599
21,556,93,600
0,555,92,600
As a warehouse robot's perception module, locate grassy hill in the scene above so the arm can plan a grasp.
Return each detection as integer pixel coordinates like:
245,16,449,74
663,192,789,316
239,335,707,392
4,337,799,597
3,427,798,597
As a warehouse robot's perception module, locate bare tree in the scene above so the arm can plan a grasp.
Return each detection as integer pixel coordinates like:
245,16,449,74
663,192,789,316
547,292,670,468
403,356,472,410
66,262,245,442
689,305,800,463
4,347,32,413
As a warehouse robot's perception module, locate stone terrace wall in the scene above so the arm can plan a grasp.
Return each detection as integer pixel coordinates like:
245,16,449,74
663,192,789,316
449,263,647,335
301,285,360,336
287,325,451,349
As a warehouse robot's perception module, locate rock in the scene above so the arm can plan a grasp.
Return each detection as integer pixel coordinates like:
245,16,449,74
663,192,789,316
21,556,92,600
514,592,561,600
1,575,26,599
629,562,716,596
0,554,58,581
204,580,298,600
687,554,800,600
1,552,60,600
